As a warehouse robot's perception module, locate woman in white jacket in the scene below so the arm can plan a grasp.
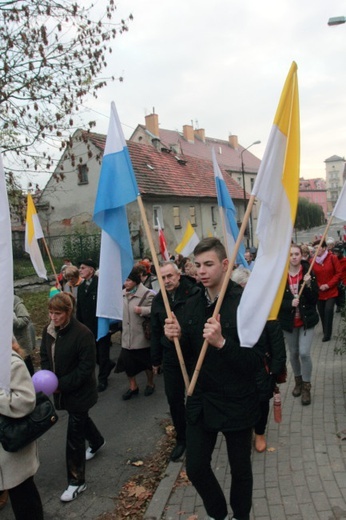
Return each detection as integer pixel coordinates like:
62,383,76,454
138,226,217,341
119,267,155,400
0,340,43,519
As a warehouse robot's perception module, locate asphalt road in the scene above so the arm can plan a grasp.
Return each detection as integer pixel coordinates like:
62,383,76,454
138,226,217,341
2,341,171,520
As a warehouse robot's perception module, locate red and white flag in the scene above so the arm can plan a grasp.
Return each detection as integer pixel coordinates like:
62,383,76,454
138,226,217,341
157,219,170,260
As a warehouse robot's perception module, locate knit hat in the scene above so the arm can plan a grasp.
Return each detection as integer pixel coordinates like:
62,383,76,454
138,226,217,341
127,267,142,285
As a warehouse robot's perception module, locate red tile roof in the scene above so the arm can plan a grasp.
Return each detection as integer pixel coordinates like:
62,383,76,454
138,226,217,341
84,131,247,201
158,128,260,174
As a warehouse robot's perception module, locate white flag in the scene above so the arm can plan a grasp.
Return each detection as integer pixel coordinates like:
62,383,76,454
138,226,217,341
332,181,346,221
0,154,13,392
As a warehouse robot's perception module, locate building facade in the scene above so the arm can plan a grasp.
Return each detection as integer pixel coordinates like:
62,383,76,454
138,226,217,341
325,155,346,215
37,128,250,259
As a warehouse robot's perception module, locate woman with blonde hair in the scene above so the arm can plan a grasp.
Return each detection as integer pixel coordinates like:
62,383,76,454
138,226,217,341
278,244,319,405
63,265,84,300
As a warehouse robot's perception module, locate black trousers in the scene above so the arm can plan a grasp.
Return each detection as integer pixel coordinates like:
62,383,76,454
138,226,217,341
254,400,270,436
96,334,114,384
186,420,253,520
66,411,104,486
336,284,345,308
317,298,336,340
8,476,43,520
163,362,187,444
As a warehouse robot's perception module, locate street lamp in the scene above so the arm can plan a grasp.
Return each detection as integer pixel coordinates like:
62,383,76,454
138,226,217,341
328,16,346,26
240,140,261,246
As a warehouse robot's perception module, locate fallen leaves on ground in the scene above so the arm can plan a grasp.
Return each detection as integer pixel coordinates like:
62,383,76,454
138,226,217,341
129,459,144,467
174,469,191,489
96,418,176,520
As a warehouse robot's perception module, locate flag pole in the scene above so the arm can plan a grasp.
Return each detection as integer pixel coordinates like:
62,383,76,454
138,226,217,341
187,194,255,396
218,206,230,259
298,214,335,297
136,195,190,390
41,236,59,286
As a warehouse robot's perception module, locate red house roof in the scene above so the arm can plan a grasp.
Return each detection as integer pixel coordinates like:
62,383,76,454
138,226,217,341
158,128,260,174
84,131,247,201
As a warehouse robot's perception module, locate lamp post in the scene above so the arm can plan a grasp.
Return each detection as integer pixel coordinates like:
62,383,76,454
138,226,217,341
328,16,346,26
240,140,260,247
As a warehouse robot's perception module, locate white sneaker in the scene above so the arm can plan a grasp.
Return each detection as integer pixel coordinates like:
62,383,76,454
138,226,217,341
60,484,87,502
85,440,106,461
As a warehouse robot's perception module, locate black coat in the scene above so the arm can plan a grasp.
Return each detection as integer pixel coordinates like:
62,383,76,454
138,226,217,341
76,276,98,339
255,320,287,401
40,317,98,413
278,260,319,333
150,276,201,367
182,281,262,433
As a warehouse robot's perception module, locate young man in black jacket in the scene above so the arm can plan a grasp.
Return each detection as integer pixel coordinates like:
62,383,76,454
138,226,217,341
165,238,261,520
151,261,200,461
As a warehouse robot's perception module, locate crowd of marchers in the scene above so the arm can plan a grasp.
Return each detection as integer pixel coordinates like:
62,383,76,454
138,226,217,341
1,234,345,520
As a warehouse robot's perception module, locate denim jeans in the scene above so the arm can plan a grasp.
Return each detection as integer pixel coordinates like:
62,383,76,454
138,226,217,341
284,326,314,381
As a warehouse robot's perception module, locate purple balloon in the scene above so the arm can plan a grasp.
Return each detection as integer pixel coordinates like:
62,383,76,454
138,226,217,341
32,370,58,395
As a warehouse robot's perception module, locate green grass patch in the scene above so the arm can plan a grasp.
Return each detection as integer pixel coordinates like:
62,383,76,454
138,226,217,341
13,257,63,280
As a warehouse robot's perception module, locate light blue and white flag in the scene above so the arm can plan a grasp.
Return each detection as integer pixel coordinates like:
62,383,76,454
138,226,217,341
93,102,139,340
0,153,13,392
212,148,247,268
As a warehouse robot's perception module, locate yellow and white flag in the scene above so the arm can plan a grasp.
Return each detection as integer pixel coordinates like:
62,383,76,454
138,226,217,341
175,220,200,257
237,62,300,347
25,194,47,279
0,154,13,392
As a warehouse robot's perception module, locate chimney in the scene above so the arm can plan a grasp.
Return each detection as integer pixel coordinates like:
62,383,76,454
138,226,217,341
194,128,205,142
183,124,194,143
229,134,238,150
145,113,159,137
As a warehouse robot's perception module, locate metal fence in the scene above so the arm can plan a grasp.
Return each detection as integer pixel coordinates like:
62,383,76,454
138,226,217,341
12,232,101,279
12,232,102,264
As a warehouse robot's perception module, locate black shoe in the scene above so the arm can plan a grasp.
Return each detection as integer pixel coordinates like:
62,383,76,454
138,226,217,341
97,382,108,392
322,336,331,342
122,388,139,400
170,443,186,462
144,385,155,396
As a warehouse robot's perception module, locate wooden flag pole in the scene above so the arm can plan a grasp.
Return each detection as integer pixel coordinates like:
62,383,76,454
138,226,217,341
136,196,190,391
187,195,256,396
41,237,59,286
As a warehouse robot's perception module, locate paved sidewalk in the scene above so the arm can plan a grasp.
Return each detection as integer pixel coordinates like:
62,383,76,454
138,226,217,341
146,313,346,520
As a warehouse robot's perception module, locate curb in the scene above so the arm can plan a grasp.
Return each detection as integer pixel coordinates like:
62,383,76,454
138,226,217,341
144,459,184,519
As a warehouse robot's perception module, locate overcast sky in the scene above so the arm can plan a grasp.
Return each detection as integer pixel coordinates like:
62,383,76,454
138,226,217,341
77,0,346,183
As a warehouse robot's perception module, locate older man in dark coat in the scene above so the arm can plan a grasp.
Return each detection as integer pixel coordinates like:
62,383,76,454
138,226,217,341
77,259,115,392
